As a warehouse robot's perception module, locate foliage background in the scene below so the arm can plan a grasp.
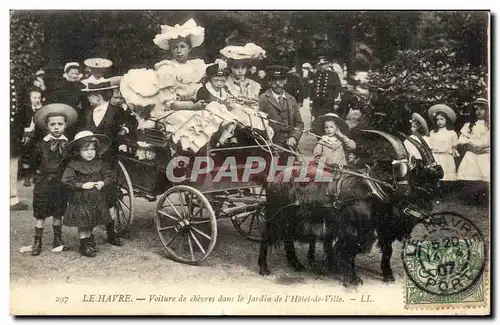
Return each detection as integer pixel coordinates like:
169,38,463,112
11,10,489,127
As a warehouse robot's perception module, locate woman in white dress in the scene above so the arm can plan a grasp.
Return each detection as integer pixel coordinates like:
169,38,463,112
457,98,490,204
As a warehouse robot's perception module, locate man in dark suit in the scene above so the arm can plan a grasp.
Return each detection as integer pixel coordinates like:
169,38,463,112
80,80,137,245
284,67,305,106
259,65,304,149
80,80,137,154
311,56,342,119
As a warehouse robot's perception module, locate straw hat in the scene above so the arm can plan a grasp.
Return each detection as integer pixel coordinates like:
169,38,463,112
427,104,457,124
312,113,349,136
467,98,489,112
63,130,111,157
220,43,266,61
84,58,113,69
33,103,78,130
81,81,118,93
411,112,429,136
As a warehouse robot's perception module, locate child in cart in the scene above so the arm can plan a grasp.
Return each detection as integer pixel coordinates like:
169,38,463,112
311,113,356,166
29,103,78,256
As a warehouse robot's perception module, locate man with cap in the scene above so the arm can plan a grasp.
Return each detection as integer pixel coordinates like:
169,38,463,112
259,65,304,149
81,58,113,86
311,56,342,119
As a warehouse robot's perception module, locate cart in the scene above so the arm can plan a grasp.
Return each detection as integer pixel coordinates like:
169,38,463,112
112,120,280,265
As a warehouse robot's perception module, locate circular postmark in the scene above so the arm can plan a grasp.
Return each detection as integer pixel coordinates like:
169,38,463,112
402,211,486,296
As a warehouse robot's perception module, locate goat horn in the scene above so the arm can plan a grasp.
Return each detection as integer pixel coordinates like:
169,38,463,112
397,132,435,166
413,133,435,164
358,129,408,161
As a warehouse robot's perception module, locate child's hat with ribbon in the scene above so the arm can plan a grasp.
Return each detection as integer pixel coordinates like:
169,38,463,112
467,98,489,112
312,113,349,136
153,18,205,51
63,130,112,157
205,63,229,78
428,104,457,124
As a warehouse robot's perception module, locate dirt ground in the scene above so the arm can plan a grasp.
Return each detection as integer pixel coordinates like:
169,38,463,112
10,101,490,304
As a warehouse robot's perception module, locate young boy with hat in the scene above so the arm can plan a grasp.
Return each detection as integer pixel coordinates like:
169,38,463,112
259,65,304,148
196,63,229,104
312,113,356,166
29,103,78,256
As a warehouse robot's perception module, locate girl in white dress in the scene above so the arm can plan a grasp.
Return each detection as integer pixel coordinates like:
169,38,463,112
427,104,459,195
457,98,489,204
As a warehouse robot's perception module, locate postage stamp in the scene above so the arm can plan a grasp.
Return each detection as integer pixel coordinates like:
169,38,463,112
402,212,488,309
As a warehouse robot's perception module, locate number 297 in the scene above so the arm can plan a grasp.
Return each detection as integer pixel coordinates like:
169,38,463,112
56,297,69,304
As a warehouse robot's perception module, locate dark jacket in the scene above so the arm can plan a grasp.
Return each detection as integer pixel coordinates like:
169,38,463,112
49,79,85,110
284,72,305,105
259,89,304,146
311,69,342,115
81,102,138,147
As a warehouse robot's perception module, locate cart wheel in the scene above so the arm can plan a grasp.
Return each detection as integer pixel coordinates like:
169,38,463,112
114,160,134,236
155,185,217,265
231,186,266,242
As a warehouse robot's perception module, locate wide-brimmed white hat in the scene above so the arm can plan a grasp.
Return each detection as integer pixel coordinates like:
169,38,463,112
84,58,113,69
428,104,456,124
153,18,205,51
63,130,112,157
312,113,349,136
220,43,266,61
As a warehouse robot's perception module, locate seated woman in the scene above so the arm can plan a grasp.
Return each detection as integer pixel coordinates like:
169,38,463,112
218,42,272,147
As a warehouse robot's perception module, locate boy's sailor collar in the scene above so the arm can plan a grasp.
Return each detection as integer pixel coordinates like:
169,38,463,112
206,82,227,100
43,134,68,142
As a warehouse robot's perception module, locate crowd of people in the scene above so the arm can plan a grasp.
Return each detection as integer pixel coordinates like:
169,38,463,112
10,18,489,259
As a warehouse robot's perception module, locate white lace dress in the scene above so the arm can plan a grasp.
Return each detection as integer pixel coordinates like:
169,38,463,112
457,121,490,182
121,59,235,153
427,129,458,181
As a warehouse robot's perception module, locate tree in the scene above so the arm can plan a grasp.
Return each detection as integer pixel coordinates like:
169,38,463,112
362,46,487,132
10,10,45,98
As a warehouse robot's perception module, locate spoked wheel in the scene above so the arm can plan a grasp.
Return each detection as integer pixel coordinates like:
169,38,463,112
155,185,217,265
231,186,266,242
114,160,134,236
